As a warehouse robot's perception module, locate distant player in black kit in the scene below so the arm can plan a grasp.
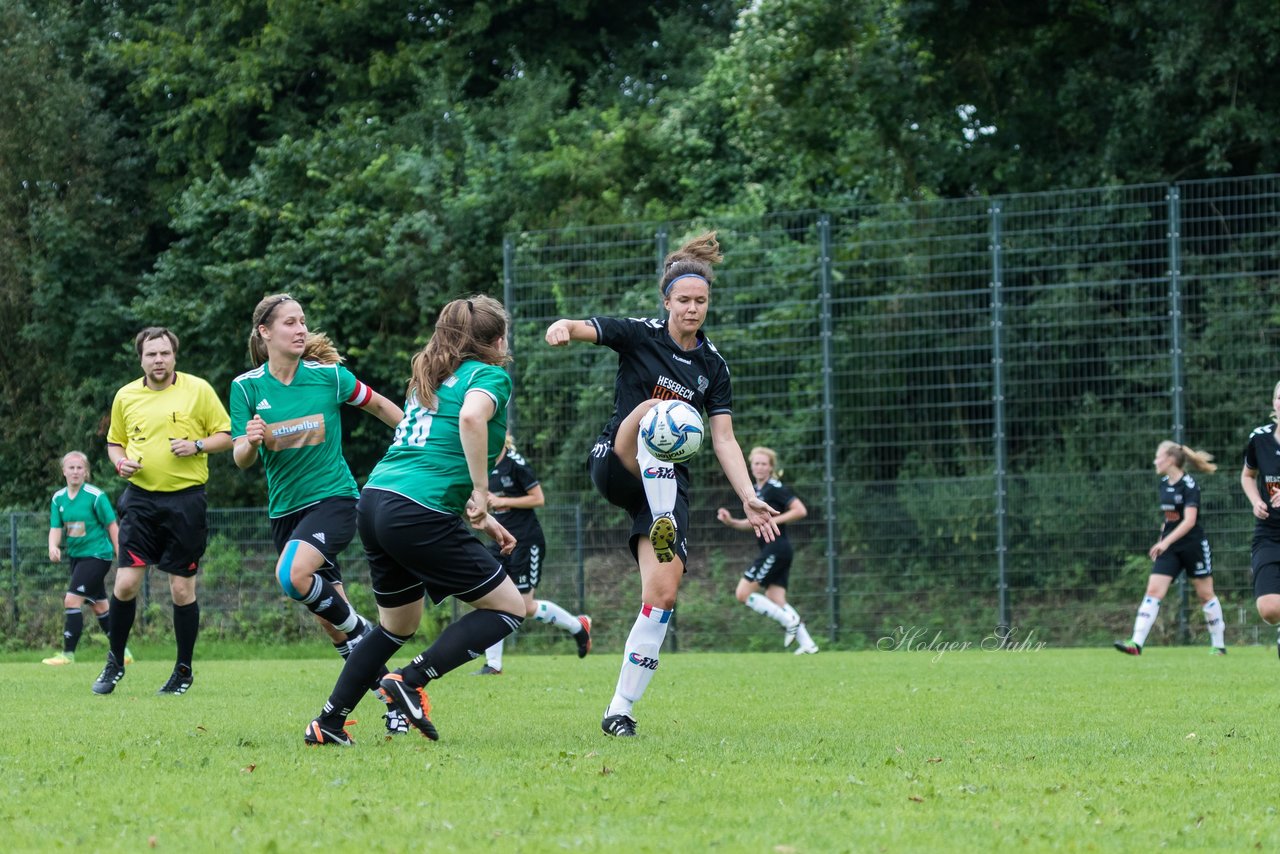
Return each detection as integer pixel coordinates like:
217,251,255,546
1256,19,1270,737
1241,381,1280,658
717,446,818,654
545,230,778,738
1114,440,1225,656
474,434,591,674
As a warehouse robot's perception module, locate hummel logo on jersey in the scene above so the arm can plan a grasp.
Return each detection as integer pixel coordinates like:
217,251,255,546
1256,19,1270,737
256,398,272,411
313,532,326,544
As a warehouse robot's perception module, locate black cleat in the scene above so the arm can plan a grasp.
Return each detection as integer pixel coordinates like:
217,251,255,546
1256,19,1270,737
157,664,193,695
1113,640,1141,656
575,615,592,658
648,514,676,563
91,653,125,694
379,672,439,740
601,710,637,737
471,665,502,676
304,718,354,747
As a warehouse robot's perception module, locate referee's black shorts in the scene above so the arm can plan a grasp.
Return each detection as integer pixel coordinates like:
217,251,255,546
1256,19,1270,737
117,484,207,576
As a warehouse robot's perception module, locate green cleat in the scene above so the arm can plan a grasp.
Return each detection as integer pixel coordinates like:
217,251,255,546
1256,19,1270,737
1113,640,1142,656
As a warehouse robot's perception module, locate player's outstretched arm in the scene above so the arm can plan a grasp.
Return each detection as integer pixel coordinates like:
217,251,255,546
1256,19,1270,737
545,319,598,346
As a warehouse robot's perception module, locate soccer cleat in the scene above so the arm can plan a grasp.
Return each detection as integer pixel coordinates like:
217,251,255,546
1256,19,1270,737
783,617,801,648
304,718,354,747
384,707,410,736
379,672,439,740
648,513,677,563
575,615,593,658
91,653,125,694
601,710,637,737
1210,647,1227,656
43,651,75,666
157,664,193,695
123,647,135,665
472,665,503,676
1113,640,1142,656
794,642,819,655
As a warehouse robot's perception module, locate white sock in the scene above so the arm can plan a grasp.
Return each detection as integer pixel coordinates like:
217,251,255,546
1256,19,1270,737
534,599,581,633
1132,596,1160,646
1203,597,1225,648
780,603,803,629
607,604,671,718
795,621,817,650
485,639,504,670
745,592,791,628
636,440,676,518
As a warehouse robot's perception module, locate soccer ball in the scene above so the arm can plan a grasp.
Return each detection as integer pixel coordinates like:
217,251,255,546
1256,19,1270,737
639,400,704,463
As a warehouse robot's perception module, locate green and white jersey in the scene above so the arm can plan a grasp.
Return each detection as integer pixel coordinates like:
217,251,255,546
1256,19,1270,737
50,483,116,560
366,360,511,515
230,360,371,517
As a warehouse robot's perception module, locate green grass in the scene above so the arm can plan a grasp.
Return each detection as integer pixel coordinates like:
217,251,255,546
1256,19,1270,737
4,645,1278,852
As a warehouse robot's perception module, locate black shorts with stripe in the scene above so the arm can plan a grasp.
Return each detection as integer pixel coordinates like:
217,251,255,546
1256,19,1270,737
1252,538,1280,598
1151,538,1212,579
588,440,690,566
269,496,357,584
743,538,794,589
67,556,111,602
117,484,207,576
487,532,545,593
357,488,507,608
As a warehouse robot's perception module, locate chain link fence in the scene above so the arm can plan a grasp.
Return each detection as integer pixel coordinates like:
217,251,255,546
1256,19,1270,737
4,175,1279,654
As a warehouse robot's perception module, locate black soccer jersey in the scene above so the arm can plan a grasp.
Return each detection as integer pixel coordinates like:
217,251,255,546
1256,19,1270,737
488,448,543,542
1156,474,1203,542
1243,423,1280,538
589,316,733,446
756,478,798,542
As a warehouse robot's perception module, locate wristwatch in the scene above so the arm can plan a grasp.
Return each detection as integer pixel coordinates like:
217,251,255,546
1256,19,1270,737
194,439,205,454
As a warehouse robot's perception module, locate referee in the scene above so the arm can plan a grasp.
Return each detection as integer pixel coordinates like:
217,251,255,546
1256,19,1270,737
92,327,231,696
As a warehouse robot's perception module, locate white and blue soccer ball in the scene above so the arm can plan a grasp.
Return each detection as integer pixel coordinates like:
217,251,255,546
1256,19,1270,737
639,400,704,463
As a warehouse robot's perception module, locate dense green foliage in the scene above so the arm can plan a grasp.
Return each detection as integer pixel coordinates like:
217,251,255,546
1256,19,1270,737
5,650,1279,850
3,0,1278,506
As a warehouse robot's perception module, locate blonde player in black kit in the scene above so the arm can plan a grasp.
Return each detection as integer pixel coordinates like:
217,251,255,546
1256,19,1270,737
717,446,819,654
545,230,778,738
1241,380,1280,658
1113,440,1225,656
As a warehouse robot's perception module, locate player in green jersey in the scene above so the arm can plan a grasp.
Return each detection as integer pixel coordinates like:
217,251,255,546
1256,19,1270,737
232,294,408,734
305,295,525,746
43,451,133,666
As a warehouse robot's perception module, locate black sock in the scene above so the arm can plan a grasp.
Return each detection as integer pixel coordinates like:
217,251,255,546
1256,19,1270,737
96,611,111,638
173,601,199,670
301,576,356,631
63,608,83,654
109,596,136,663
322,626,409,723
403,610,523,687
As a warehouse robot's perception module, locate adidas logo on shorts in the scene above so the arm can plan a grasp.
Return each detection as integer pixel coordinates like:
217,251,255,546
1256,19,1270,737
313,532,326,544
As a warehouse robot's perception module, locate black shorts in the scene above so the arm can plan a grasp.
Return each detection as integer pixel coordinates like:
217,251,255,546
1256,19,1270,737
488,532,545,593
1152,538,1212,579
270,497,357,584
117,484,207,576
588,440,690,566
358,488,508,608
1252,539,1280,597
743,539,794,589
67,557,111,602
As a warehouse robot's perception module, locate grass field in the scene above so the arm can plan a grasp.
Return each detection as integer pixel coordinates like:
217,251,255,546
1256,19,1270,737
4,643,1279,852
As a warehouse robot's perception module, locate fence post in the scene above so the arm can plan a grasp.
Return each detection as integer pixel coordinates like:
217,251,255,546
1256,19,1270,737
990,201,1011,633
9,512,18,627
1167,185,1191,644
503,234,518,435
817,214,840,644
575,502,585,615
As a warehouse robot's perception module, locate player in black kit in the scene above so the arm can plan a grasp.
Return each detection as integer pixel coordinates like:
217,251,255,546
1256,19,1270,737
1240,384,1280,658
1114,440,1225,656
717,446,819,654
545,230,778,738
474,435,591,674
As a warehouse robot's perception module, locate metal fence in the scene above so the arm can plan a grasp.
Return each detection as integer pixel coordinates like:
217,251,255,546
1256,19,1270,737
4,176,1279,654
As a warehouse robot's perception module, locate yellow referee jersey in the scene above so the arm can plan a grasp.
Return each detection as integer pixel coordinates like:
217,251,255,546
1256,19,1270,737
107,372,231,492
